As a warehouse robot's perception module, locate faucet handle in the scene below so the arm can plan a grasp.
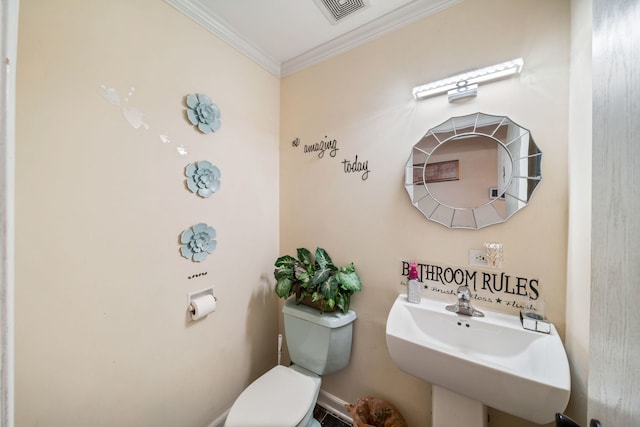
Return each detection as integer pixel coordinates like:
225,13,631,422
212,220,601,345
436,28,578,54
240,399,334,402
446,286,484,317
456,285,471,303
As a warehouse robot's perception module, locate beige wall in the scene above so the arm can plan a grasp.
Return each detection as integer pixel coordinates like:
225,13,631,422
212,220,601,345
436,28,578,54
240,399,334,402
280,0,570,426
15,1,280,426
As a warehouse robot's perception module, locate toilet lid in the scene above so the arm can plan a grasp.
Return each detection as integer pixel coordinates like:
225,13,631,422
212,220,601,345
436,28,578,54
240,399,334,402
225,365,319,427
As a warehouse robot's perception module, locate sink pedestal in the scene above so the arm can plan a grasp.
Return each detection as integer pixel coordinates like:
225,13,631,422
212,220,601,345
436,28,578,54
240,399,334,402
432,386,487,427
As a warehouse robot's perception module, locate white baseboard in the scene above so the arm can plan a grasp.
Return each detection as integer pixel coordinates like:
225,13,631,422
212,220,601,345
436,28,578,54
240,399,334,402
316,389,354,423
206,388,353,427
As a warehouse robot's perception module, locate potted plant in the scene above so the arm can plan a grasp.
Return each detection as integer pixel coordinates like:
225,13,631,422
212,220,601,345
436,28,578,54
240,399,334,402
274,247,362,313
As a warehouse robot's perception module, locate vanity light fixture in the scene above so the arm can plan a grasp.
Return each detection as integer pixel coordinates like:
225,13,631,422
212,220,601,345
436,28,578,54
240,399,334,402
412,58,524,102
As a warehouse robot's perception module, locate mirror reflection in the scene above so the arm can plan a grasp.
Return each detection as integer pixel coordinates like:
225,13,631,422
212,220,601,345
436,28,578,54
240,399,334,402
405,113,541,229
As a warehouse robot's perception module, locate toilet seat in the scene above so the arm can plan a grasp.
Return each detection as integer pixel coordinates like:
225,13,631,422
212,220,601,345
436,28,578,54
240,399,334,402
225,365,320,427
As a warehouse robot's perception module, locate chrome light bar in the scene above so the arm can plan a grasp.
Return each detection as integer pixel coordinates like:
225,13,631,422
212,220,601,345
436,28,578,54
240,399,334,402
412,57,524,101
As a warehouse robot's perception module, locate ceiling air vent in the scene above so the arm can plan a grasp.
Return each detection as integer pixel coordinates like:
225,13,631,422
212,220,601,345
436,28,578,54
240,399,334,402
313,0,368,24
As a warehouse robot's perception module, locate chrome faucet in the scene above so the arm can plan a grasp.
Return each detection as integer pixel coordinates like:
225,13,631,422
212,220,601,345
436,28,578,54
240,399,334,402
446,285,484,317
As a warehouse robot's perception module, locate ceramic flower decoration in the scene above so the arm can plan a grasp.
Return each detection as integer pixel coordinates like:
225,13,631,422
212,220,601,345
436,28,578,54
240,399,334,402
185,160,221,198
186,93,221,134
180,223,217,262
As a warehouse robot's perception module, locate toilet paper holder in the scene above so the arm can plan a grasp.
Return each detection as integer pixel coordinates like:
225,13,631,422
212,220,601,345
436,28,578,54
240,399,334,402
187,287,217,317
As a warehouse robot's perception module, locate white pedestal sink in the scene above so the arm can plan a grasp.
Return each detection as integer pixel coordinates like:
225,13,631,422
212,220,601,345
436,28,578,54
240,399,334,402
385,295,570,425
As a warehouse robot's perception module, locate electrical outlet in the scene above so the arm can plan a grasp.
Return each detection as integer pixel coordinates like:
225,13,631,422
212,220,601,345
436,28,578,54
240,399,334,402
469,249,488,267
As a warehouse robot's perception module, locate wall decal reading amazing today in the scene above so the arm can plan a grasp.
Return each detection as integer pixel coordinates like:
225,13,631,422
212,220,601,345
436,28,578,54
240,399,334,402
296,135,372,181
304,136,339,158
342,155,370,180
401,261,541,311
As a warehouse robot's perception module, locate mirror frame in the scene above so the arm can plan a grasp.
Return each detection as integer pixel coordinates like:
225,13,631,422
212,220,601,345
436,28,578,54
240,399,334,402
405,112,542,229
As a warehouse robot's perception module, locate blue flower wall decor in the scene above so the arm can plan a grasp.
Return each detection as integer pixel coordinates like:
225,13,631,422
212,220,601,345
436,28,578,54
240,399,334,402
185,160,221,198
186,93,221,134
180,223,217,262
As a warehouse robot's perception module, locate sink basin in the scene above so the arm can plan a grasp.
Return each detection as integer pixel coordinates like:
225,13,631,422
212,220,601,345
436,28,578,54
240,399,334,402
386,295,570,424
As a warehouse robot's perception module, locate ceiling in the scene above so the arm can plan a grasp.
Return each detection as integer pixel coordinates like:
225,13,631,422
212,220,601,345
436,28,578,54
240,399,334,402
165,0,461,78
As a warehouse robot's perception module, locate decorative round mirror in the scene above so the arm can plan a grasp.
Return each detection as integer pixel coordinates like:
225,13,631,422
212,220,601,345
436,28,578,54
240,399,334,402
405,112,541,229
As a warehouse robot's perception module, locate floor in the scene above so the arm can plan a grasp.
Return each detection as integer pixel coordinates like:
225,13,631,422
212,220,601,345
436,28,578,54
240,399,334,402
313,404,352,427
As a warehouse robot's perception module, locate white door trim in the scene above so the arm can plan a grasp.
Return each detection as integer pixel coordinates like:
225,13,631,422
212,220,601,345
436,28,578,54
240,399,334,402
0,1,19,426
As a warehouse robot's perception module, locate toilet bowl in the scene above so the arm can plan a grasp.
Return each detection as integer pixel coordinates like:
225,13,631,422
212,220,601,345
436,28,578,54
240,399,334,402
225,300,357,427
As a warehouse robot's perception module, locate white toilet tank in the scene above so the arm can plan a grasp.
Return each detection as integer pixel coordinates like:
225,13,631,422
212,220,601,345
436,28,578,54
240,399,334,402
283,299,357,375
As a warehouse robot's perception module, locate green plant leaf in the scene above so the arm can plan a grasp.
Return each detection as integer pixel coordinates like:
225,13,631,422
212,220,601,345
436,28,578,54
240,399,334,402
312,266,332,286
319,275,338,299
336,294,346,313
315,247,334,269
275,277,293,298
312,249,336,286
294,264,311,282
337,263,362,292
342,294,352,313
274,266,293,280
296,248,313,268
275,254,297,268
300,279,314,290
323,298,335,311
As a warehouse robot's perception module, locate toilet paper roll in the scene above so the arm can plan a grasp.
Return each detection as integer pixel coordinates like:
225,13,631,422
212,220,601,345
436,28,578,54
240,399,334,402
190,294,216,320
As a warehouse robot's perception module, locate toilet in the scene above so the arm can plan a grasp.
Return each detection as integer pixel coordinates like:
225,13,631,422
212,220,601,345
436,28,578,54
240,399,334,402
225,299,357,427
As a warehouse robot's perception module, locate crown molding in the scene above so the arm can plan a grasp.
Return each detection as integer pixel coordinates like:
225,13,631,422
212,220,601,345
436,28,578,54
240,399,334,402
165,0,462,79
281,0,462,77
164,0,282,77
